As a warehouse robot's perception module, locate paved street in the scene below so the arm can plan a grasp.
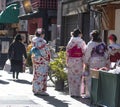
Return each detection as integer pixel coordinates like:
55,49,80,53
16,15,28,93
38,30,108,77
0,70,90,107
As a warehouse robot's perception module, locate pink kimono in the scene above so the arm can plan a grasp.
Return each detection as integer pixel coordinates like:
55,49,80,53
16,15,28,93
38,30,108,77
66,37,86,97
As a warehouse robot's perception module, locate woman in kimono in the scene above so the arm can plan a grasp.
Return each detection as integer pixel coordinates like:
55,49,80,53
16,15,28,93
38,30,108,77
84,30,109,98
31,28,50,95
108,34,120,66
66,28,86,97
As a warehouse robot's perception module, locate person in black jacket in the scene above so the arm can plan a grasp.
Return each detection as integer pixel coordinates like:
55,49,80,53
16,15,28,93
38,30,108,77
8,34,27,80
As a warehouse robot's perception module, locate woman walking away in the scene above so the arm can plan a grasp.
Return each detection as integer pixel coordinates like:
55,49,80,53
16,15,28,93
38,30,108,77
66,28,86,97
31,28,50,96
8,34,27,80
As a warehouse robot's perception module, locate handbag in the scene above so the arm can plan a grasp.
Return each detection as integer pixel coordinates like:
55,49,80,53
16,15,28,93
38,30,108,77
3,59,11,73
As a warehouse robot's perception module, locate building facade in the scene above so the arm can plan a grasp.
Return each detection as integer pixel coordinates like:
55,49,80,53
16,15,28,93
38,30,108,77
57,0,91,47
6,0,28,38
86,0,120,44
0,0,28,69
19,0,57,42
57,0,120,47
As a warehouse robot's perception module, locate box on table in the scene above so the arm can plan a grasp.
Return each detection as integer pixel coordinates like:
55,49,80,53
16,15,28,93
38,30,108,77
90,69,99,79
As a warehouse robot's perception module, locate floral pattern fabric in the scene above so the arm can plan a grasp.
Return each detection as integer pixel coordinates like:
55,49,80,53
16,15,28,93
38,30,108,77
84,41,109,97
108,43,120,62
66,37,86,96
84,41,108,69
31,37,50,94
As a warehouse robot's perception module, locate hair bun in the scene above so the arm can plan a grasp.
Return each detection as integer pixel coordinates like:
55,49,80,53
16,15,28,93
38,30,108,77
15,34,22,41
72,28,82,37
108,34,117,42
90,30,100,37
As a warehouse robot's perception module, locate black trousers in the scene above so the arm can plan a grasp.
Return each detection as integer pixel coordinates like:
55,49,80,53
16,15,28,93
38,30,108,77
13,71,19,79
10,59,23,79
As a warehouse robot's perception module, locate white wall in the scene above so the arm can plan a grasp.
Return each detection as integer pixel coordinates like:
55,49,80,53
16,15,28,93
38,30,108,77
108,9,120,44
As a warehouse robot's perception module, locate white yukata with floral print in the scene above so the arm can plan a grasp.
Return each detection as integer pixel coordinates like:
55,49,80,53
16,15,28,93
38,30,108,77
84,41,108,97
31,37,50,94
66,37,86,97
85,41,108,69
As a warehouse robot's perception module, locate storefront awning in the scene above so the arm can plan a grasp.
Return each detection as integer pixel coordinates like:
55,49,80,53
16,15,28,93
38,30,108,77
0,3,20,23
19,10,57,20
18,11,42,20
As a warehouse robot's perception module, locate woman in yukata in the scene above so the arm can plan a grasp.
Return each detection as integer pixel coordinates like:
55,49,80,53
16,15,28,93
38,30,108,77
108,34,120,66
84,30,109,98
31,28,50,95
66,28,86,97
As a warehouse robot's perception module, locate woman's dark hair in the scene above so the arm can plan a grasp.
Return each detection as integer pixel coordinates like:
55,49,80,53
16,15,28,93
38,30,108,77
35,28,45,37
71,28,82,37
15,34,22,41
108,34,117,42
90,30,101,42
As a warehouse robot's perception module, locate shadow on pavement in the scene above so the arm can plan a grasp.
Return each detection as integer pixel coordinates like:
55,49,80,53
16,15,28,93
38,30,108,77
72,97,90,106
36,95,69,107
58,86,90,106
0,80,9,84
14,79,32,85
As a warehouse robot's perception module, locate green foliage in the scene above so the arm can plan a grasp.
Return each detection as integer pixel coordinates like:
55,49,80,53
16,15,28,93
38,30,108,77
49,51,67,81
26,52,32,67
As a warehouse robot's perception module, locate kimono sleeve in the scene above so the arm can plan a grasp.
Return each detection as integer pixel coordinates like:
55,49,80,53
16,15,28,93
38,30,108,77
84,42,93,64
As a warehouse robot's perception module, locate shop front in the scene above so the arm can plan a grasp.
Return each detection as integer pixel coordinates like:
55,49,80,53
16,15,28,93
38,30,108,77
18,0,57,42
57,0,94,47
87,0,120,44
0,3,20,69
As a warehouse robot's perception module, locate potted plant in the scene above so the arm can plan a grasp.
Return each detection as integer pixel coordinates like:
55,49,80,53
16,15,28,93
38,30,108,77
49,50,67,91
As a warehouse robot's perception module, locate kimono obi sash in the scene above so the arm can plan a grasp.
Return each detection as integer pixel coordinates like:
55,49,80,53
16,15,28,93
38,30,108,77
110,51,120,62
91,43,106,57
68,45,83,57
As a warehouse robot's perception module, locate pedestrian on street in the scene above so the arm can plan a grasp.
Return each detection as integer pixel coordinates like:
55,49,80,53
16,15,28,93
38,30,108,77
8,34,27,80
108,34,120,67
66,28,86,97
31,28,50,95
84,30,109,98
